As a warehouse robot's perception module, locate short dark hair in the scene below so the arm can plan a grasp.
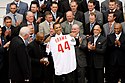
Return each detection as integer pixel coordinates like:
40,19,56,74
10,2,17,8
53,22,61,29
29,1,39,11
88,0,96,5
4,16,12,22
51,1,58,6
108,12,116,17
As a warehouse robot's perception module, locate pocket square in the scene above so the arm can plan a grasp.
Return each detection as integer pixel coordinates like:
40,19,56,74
98,42,101,44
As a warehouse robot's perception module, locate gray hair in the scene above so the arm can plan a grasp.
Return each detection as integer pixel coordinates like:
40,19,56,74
19,26,30,37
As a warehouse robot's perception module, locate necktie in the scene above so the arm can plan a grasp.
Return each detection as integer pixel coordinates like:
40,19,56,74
90,23,93,32
69,23,72,28
25,40,28,46
53,13,56,20
13,14,17,23
109,23,112,33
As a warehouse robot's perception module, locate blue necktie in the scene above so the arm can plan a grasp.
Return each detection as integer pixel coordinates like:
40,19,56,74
90,23,93,32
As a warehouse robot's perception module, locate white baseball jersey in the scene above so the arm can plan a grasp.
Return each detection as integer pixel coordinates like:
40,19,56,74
46,34,76,75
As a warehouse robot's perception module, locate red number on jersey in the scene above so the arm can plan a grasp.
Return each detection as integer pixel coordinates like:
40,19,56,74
58,41,70,53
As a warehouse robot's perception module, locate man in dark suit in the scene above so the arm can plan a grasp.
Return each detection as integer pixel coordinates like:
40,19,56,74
6,0,28,15
2,16,18,42
34,0,51,13
50,2,63,22
71,24,87,83
84,12,101,37
103,0,124,24
27,32,49,83
70,1,85,26
101,0,123,13
106,23,125,83
87,24,107,83
9,26,31,83
29,1,44,24
84,0,103,25
78,0,100,13
21,11,38,34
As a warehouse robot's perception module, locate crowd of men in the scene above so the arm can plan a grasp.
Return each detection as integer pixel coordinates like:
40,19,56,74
0,0,125,83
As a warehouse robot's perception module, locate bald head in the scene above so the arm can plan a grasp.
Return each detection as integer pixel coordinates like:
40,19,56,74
66,11,74,22
36,32,44,43
114,23,122,34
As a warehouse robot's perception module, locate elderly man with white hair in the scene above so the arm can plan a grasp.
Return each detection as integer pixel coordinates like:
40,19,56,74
9,26,31,83
71,24,87,83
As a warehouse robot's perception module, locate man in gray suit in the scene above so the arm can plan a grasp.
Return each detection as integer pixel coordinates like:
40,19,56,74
61,11,83,35
6,0,28,15
103,12,116,37
39,11,55,36
4,2,23,27
84,0,103,25
71,24,87,83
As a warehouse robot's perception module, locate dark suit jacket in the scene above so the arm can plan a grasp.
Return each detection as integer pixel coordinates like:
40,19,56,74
75,35,87,67
20,21,38,34
101,0,123,13
74,10,85,25
87,35,107,68
0,36,7,71
84,22,100,36
6,1,28,15
34,0,51,13
34,12,44,23
9,36,31,81
51,11,63,22
78,0,100,13
59,0,71,14
103,9,124,24
27,40,47,78
107,33,125,66
2,25,18,41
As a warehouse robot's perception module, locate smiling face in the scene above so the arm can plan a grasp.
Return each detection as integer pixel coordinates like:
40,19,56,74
53,23,62,35
114,23,122,34
93,25,102,36
88,2,95,11
51,3,58,13
66,11,74,22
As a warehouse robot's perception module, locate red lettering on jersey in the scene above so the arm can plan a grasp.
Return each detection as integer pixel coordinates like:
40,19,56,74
58,44,64,53
55,35,67,43
65,41,70,50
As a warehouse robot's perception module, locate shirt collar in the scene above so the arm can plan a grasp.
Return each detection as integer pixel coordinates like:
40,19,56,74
19,35,25,43
55,33,63,37
51,10,56,15
115,32,122,39
68,20,74,25
89,9,95,14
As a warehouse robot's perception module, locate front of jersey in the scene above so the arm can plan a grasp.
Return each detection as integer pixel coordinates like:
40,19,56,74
46,34,76,75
